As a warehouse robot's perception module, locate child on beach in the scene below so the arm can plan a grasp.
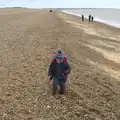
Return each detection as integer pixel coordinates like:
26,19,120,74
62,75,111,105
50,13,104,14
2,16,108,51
48,50,71,96
91,16,94,22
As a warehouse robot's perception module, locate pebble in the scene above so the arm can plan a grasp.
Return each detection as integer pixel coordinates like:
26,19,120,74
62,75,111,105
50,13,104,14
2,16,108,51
47,105,51,109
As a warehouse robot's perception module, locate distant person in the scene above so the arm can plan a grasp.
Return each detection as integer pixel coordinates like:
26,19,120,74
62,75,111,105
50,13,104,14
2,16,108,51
48,50,71,96
88,15,91,22
91,16,94,22
82,14,84,21
49,10,52,12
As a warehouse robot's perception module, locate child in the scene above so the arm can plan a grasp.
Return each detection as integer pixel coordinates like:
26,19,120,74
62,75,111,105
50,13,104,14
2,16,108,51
48,50,71,95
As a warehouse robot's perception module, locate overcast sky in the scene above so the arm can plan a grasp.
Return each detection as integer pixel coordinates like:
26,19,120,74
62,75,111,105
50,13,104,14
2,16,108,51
0,0,120,8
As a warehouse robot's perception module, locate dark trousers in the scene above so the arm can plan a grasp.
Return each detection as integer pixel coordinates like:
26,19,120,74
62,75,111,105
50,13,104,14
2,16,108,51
52,78,66,95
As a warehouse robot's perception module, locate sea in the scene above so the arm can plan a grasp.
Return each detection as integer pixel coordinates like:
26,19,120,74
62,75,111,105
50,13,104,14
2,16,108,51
62,9,120,28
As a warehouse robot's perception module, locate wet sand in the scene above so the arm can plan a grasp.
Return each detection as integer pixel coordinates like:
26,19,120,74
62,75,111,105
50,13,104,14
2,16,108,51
0,8,120,120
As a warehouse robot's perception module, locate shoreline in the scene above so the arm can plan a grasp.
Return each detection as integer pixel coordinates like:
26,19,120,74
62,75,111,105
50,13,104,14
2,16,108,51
62,10,120,28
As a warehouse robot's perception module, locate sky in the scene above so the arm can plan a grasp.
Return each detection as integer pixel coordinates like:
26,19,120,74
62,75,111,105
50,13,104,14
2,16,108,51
0,0,120,8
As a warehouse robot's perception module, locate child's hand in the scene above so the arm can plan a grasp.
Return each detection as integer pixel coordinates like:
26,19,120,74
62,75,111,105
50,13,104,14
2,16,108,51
62,73,65,76
47,80,52,88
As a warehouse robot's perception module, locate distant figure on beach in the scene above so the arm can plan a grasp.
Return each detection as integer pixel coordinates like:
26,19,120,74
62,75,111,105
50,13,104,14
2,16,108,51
88,15,91,22
91,16,94,22
82,14,84,21
49,10,52,12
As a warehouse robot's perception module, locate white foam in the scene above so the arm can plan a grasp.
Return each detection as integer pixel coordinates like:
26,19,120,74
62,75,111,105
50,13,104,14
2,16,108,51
62,10,120,28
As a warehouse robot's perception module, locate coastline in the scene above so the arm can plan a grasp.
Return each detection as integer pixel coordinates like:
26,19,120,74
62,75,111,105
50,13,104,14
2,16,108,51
62,10,120,28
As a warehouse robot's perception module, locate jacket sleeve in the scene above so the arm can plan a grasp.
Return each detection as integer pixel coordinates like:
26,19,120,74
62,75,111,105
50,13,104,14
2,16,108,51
64,62,71,75
48,57,56,76
48,63,54,81
48,62,53,76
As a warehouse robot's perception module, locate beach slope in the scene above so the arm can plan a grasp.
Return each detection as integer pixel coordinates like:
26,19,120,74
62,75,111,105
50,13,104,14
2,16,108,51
0,9,120,120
